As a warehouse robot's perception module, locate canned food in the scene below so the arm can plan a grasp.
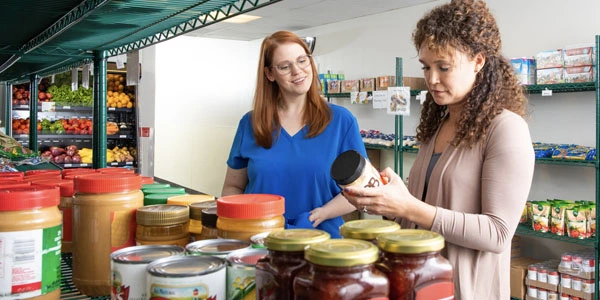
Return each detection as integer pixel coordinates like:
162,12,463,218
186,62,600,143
186,239,251,258
147,255,226,300
110,245,186,299
226,248,268,300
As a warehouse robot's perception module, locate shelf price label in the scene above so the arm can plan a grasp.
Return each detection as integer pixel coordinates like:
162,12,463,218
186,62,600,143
541,89,553,97
119,135,126,138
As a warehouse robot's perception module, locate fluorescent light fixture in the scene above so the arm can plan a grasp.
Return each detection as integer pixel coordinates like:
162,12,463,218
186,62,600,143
222,14,262,24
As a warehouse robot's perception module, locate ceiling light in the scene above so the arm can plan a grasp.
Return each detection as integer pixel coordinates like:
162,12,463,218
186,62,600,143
222,14,261,24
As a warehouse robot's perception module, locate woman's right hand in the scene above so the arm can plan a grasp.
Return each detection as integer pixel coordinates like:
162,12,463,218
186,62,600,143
342,167,407,218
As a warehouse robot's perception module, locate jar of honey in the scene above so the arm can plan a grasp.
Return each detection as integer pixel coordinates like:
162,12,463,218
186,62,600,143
72,173,143,296
377,229,454,299
217,194,285,242
339,219,400,244
256,229,331,300
136,204,190,247
293,239,389,299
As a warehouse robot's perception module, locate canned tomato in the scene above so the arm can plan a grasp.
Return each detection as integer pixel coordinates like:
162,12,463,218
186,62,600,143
186,239,251,258
110,245,185,300
147,256,226,300
226,248,268,300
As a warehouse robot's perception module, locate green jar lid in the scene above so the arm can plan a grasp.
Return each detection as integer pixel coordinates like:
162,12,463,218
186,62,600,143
142,183,171,189
143,187,186,195
144,193,187,206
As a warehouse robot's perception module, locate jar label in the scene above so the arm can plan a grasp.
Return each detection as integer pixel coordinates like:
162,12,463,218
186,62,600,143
415,281,454,300
110,209,137,252
0,225,61,297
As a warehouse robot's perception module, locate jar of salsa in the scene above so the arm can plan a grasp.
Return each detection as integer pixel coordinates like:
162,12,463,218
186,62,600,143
293,239,389,299
377,229,454,300
339,219,400,243
255,229,330,300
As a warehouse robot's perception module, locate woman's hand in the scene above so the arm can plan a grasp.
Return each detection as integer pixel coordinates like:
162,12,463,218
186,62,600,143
309,193,357,227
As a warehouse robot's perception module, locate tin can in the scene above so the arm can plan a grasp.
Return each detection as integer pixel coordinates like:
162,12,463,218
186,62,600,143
226,248,268,300
582,279,595,293
147,255,226,300
110,245,185,300
186,239,251,258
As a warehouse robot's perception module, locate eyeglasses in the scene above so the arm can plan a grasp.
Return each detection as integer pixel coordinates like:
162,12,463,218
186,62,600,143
270,54,312,75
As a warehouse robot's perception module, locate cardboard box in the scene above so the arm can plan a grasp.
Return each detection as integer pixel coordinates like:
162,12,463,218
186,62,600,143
536,68,563,85
511,257,543,300
525,277,559,292
563,65,594,83
402,77,427,90
535,49,564,69
563,45,594,67
340,80,359,93
559,285,595,300
360,78,375,92
511,58,537,85
376,75,396,91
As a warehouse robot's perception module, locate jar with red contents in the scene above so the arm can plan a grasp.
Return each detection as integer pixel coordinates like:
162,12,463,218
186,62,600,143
377,229,454,299
255,229,330,300
216,194,285,242
293,239,389,299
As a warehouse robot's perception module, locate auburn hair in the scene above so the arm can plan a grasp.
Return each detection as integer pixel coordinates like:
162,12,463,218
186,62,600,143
412,0,528,147
252,30,331,148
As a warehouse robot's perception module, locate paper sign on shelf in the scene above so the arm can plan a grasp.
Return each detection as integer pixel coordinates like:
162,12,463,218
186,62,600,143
41,102,55,112
71,68,78,91
417,90,428,105
372,91,388,109
387,86,411,116
82,64,90,89
126,51,140,86
350,92,359,104
115,55,125,69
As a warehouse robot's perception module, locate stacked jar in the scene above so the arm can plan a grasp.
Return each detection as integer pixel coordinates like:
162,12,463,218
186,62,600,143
135,204,190,247
339,219,400,244
72,173,143,296
256,229,331,300
216,194,285,242
0,186,62,300
188,200,217,242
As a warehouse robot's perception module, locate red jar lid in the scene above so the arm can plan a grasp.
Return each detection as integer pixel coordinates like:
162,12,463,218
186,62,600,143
0,186,59,210
25,173,62,182
217,194,285,219
96,167,135,174
141,176,154,185
74,173,142,193
0,181,31,189
61,168,96,178
0,172,24,180
25,169,61,176
32,179,75,197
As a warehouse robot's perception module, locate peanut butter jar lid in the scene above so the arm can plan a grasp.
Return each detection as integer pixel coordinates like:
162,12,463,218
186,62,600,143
60,168,95,178
74,173,142,193
264,229,331,252
0,181,30,189
305,239,379,267
25,169,61,177
340,219,400,240
0,186,60,210
111,245,186,264
189,200,217,220
330,149,365,186
31,179,74,197
136,204,189,226
0,172,24,180
168,194,215,206
217,194,285,219
376,229,445,254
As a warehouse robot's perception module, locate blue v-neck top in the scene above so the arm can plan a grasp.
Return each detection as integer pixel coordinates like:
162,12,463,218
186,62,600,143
226,104,367,237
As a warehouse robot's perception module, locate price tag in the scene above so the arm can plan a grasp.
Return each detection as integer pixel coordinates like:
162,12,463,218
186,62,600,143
119,135,126,138
108,108,116,111
80,164,89,167
64,164,73,167
63,106,70,110
41,102,55,112
126,162,133,165
541,89,552,97
110,162,118,166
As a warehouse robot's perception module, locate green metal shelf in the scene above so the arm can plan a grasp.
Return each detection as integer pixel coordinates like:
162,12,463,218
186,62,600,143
523,82,596,94
515,224,595,247
325,89,422,98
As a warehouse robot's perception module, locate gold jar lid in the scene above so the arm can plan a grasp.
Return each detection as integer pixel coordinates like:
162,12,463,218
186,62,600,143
339,219,400,240
168,194,215,206
136,204,189,226
264,229,330,252
189,200,217,220
305,239,379,267
377,229,445,254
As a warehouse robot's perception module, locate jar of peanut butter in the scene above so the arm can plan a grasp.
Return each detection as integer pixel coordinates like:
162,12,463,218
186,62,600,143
72,173,143,297
31,179,75,253
217,194,285,242
0,186,62,300
136,204,190,247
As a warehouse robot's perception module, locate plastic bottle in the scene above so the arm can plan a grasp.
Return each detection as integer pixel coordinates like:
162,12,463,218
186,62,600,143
330,149,386,188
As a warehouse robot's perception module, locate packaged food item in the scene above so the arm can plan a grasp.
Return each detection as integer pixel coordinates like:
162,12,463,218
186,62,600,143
377,230,454,299
511,58,537,85
216,194,285,242
340,80,359,93
293,239,389,299
563,44,594,67
32,178,75,252
376,75,395,90
330,149,386,189
563,65,594,83
532,201,551,233
198,207,218,240
360,78,375,92
226,248,268,300
535,49,564,69
188,200,217,242
327,80,341,93
536,68,563,84
136,204,190,247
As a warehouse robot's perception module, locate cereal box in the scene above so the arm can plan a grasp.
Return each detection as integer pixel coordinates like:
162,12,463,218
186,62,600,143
563,66,594,83
376,76,396,91
327,79,341,94
536,68,563,84
360,78,375,92
340,80,359,93
563,45,594,67
510,58,537,85
535,49,563,69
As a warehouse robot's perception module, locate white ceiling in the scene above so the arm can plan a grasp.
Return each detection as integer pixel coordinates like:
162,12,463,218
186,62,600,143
186,0,437,41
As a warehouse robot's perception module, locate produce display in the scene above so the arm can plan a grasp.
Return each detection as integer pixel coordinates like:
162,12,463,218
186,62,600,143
106,74,135,108
41,145,82,164
46,85,93,106
78,146,136,164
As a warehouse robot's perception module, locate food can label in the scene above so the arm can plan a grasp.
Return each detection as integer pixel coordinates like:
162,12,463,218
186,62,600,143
148,267,226,300
227,264,256,300
111,262,147,300
0,225,61,298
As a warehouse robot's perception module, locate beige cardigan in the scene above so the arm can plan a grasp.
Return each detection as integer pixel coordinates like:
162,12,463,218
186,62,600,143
398,110,535,300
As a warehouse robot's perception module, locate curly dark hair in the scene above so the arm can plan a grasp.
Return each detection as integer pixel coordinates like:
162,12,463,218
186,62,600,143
413,0,528,147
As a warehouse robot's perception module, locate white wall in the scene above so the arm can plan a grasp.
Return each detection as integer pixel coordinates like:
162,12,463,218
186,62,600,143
151,0,600,257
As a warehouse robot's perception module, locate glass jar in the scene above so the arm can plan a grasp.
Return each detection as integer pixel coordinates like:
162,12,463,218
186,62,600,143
217,194,285,242
339,219,400,244
0,186,62,300
294,238,389,300
136,204,190,247
72,173,143,296
256,229,331,300
377,229,454,300
198,207,218,240
330,149,386,188
189,200,217,242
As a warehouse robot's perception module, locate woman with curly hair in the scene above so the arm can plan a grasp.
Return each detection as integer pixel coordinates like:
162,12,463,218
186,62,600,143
344,0,534,298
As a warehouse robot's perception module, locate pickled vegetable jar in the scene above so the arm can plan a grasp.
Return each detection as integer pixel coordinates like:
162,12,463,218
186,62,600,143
293,239,389,300
377,229,454,299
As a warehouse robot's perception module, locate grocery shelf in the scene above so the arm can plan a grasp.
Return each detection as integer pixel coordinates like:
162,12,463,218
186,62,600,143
326,89,422,98
523,82,596,94
365,143,394,151
515,224,595,247
535,158,596,167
